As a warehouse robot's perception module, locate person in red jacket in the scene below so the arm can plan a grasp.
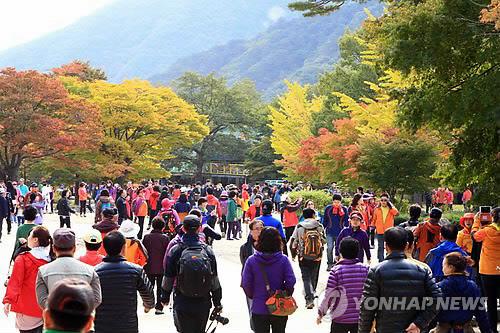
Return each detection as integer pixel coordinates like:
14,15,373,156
3,226,52,333
206,187,222,218
147,185,161,230
246,194,263,221
281,194,303,242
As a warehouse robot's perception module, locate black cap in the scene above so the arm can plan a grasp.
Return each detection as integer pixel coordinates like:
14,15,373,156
183,214,201,230
102,208,117,218
262,200,273,215
48,278,95,317
430,207,443,219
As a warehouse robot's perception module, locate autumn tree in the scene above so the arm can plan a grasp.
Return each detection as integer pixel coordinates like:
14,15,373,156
53,60,107,81
269,81,324,180
0,68,100,180
63,77,208,180
172,72,265,180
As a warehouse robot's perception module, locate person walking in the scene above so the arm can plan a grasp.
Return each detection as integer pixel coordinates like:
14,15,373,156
358,227,442,333
398,204,422,231
78,230,104,266
472,207,500,333
56,190,75,228
240,220,264,332
241,226,296,333
457,212,474,255
462,187,472,212
35,228,101,310
335,212,371,264
431,252,490,333
115,189,129,225
317,237,369,333
118,219,148,267
11,206,38,263
93,208,120,256
0,187,13,241
94,189,115,224
289,208,326,309
371,193,399,262
94,231,154,333
161,215,223,333
258,200,287,254
142,217,169,315
414,207,443,261
77,183,88,217
226,191,239,240
281,195,302,242
322,194,349,271
174,191,191,223
132,188,148,239
3,226,52,333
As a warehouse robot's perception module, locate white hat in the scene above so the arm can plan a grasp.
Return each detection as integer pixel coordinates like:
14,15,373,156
118,220,140,238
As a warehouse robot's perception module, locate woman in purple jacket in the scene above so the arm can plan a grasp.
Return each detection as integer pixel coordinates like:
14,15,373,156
241,227,296,333
318,237,369,333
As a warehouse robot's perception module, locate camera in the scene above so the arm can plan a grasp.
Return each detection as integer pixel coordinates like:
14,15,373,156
479,206,492,223
209,306,229,325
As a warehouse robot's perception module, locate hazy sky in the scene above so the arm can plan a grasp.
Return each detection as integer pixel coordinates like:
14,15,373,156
0,0,114,51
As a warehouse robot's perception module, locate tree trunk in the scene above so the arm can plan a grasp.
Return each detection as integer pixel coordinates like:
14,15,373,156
4,164,20,181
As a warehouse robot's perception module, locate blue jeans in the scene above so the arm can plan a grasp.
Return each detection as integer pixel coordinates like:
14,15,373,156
376,234,385,262
326,234,337,266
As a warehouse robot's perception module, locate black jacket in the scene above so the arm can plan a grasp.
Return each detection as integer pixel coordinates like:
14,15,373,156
359,251,442,333
116,196,128,220
0,195,10,218
56,198,75,216
94,256,154,333
240,235,255,269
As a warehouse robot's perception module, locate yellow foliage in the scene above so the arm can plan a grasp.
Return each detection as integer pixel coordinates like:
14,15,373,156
269,81,324,179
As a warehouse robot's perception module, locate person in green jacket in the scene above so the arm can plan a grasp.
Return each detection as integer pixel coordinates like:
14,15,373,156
43,278,95,333
226,191,238,240
11,206,38,262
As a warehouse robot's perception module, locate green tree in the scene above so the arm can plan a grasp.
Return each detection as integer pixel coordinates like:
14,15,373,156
288,0,365,17
357,137,438,200
364,0,500,203
172,72,265,180
245,136,282,181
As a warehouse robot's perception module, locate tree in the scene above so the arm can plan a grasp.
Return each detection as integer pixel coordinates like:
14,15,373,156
269,81,324,180
481,0,500,31
364,0,500,203
357,137,437,199
0,68,100,180
245,136,282,181
288,0,364,16
53,60,107,81
172,72,265,180
63,77,209,180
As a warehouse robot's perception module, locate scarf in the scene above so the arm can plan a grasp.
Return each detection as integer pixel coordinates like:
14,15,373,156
332,205,345,217
30,246,52,262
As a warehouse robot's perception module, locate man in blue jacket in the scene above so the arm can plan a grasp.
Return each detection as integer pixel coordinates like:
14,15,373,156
322,194,348,271
257,200,287,255
425,223,470,282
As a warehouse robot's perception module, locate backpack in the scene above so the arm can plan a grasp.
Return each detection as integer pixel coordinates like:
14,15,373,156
177,244,213,298
161,210,176,234
101,201,112,210
301,227,323,261
236,206,243,220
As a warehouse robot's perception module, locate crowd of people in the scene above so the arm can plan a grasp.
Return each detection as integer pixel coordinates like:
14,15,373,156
0,178,498,333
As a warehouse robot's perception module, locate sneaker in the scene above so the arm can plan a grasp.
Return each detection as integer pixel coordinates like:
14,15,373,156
155,310,164,315
370,244,375,249
227,238,234,241
326,264,333,271
221,232,226,238
306,301,314,309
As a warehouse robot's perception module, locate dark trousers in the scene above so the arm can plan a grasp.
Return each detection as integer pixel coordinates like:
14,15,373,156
299,259,321,302
0,216,11,239
20,325,43,333
252,313,288,333
86,199,94,213
481,274,500,333
376,234,385,262
220,215,227,233
226,221,237,239
137,216,145,239
368,228,375,246
147,274,164,310
59,215,71,228
284,226,295,242
331,322,358,333
79,200,87,215
148,209,158,227
175,308,210,333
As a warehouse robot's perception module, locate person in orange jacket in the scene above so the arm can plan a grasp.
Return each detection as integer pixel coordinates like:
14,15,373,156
413,208,443,261
118,219,148,267
472,207,499,333
371,193,399,262
457,212,474,254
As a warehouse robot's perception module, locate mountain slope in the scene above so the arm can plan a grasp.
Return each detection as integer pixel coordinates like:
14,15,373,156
0,0,292,81
150,1,383,98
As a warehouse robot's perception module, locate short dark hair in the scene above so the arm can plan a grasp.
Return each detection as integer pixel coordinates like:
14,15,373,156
189,209,202,218
61,190,69,198
48,309,90,332
444,252,467,273
85,242,101,251
24,205,38,221
384,227,407,251
441,224,459,241
409,204,422,219
103,231,125,256
152,217,165,231
206,187,214,195
339,237,359,259
255,227,283,253
404,228,415,247
197,197,207,206
302,208,316,219
249,219,264,230
229,191,237,199
332,193,342,202
99,189,110,197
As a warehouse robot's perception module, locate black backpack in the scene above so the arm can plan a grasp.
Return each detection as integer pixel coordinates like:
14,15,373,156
177,244,213,298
